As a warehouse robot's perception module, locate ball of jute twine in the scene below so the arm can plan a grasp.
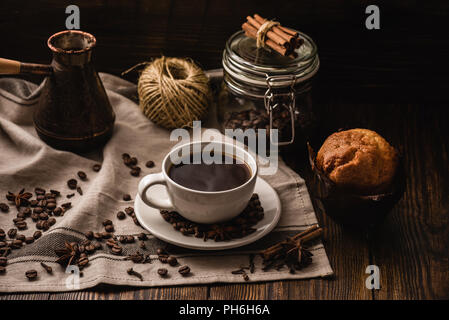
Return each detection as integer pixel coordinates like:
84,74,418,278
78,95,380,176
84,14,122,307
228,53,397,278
136,56,211,130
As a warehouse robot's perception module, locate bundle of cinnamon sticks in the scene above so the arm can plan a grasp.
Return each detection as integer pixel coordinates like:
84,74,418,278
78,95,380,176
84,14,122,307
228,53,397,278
242,14,303,58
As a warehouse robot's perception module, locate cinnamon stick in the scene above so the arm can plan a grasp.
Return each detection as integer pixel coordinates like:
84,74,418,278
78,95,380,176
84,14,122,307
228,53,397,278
253,14,296,44
246,15,289,48
242,22,288,56
260,225,322,260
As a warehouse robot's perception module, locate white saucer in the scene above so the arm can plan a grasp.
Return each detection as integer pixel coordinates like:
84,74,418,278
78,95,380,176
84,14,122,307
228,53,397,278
134,177,281,250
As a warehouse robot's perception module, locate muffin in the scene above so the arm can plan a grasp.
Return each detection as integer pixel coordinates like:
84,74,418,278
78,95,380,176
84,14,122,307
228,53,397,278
316,129,398,195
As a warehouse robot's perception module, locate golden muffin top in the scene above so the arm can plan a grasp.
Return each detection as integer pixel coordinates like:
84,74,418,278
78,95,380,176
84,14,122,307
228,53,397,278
316,128,398,194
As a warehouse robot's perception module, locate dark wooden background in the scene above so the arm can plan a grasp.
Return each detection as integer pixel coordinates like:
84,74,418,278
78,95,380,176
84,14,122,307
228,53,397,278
0,0,448,300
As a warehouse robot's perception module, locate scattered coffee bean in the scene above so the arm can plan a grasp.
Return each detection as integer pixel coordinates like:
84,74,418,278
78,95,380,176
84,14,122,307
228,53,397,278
178,265,191,276
40,262,52,274
139,241,146,249
78,256,89,268
122,153,130,160
130,167,141,177
39,212,49,220
117,211,126,219
30,199,39,207
16,221,27,230
66,193,75,199
158,255,169,263
145,160,155,168
93,232,102,240
22,207,32,217
105,225,114,233
67,179,77,189
157,268,168,276
0,257,7,267
7,228,17,239
102,219,112,226
102,232,113,239
123,194,131,201
111,244,122,255
33,231,42,240
35,187,46,195
76,186,83,196
53,207,63,216
25,237,34,244
0,229,5,240
25,269,38,280
11,239,22,249
94,242,102,250
0,241,6,248
124,207,134,216
156,248,166,255
137,233,148,241
77,171,87,181
167,256,178,266
92,164,101,172
50,189,60,196
0,203,9,212
61,202,72,209
127,267,143,281
0,266,6,274
48,217,56,226
85,231,94,240
16,234,25,242
33,207,43,214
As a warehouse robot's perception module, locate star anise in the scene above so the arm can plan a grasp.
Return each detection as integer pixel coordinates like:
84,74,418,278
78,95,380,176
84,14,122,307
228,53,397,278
55,241,80,267
6,189,32,208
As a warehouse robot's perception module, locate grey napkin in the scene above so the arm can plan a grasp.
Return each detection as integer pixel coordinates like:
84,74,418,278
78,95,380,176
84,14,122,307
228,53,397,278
0,73,332,292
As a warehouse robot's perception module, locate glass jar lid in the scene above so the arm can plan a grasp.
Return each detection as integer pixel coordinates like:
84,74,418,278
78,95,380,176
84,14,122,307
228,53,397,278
222,30,319,91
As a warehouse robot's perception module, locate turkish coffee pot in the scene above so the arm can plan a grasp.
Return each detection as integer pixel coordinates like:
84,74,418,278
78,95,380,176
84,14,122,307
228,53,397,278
0,30,115,153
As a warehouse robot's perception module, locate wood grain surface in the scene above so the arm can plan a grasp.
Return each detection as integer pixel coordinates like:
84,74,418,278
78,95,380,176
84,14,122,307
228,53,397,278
0,0,448,300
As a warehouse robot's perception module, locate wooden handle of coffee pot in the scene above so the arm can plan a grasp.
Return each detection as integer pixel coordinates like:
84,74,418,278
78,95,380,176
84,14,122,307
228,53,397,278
0,58,52,75
0,58,20,74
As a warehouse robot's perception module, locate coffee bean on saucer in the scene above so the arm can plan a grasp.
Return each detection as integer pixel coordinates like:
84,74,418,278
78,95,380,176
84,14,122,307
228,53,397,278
0,203,9,212
67,179,77,190
117,211,126,220
92,164,101,172
145,160,155,168
77,171,87,181
25,269,38,281
157,268,168,276
178,265,191,276
123,194,131,201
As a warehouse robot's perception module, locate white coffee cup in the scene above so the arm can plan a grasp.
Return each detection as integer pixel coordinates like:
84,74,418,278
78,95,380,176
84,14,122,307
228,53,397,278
137,141,258,224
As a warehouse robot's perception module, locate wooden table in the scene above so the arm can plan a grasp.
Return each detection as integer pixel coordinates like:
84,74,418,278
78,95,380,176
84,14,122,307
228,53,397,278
1,0,448,300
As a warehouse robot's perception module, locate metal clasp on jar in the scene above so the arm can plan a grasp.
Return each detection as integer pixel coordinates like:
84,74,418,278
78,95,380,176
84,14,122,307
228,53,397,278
264,74,296,146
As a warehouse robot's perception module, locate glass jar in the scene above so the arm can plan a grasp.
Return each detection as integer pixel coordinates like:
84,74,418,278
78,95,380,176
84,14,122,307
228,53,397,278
218,30,319,147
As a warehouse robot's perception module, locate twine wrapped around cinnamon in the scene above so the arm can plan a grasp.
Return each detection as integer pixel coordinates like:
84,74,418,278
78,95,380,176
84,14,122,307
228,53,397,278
132,56,212,130
242,14,304,58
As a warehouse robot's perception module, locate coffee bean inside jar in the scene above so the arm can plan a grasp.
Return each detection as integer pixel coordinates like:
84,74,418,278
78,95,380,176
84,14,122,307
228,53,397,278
219,30,319,148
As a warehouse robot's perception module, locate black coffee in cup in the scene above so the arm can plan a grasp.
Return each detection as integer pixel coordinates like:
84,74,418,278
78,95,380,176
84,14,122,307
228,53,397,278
168,154,251,192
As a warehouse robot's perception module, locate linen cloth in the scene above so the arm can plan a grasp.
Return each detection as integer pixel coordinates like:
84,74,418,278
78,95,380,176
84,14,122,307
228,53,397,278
0,72,333,292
